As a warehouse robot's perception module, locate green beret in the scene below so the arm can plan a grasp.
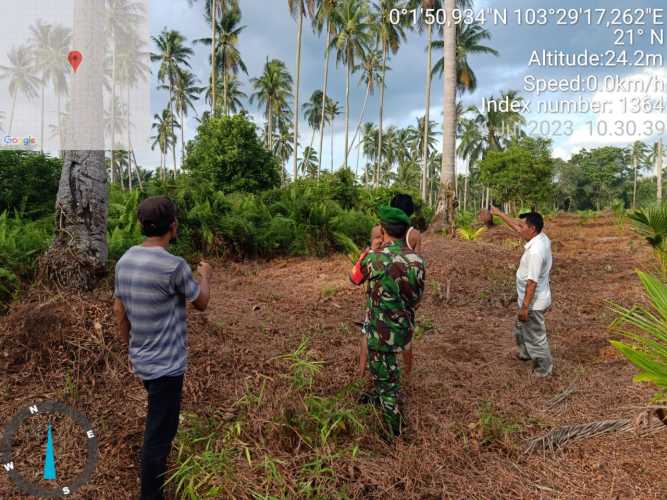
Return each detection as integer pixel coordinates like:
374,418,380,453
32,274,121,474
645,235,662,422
378,206,411,225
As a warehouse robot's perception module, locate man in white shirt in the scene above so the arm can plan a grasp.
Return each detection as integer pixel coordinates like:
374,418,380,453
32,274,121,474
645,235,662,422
491,207,553,377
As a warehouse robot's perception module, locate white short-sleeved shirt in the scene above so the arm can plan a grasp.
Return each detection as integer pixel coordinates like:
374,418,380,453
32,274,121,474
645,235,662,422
516,232,552,311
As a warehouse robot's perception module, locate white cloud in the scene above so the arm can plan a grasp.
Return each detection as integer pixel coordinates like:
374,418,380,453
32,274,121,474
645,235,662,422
566,67,667,149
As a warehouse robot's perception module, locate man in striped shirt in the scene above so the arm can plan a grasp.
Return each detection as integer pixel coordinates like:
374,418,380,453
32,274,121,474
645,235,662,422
113,196,211,500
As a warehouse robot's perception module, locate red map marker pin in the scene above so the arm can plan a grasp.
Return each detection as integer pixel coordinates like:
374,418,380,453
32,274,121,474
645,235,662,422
68,50,83,72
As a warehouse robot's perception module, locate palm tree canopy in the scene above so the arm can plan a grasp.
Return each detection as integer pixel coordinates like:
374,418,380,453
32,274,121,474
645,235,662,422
151,30,194,88
373,0,408,55
28,21,71,96
431,21,498,93
172,69,205,118
0,45,41,100
250,59,293,120
330,0,372,69
303,90,325,129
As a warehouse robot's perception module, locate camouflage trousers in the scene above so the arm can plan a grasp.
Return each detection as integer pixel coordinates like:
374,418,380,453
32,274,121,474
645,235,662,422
367,349,401,436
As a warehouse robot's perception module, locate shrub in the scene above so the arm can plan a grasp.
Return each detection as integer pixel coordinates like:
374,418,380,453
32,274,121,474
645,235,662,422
184,113,281,194
0,151,62,218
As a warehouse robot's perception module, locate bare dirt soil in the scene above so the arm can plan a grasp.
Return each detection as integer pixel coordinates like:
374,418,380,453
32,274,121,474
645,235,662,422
1,213,666,499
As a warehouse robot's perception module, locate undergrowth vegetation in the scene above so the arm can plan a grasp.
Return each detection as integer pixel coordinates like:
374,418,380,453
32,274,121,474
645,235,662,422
0,149,430,311
167,338,376,498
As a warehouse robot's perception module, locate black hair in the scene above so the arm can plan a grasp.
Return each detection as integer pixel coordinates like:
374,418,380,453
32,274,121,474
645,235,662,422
519,211,544,234
381,220,409,239
390,193,415,217
138,196,177,237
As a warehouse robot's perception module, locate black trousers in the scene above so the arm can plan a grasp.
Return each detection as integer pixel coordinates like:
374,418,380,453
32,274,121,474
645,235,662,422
140,374,184,500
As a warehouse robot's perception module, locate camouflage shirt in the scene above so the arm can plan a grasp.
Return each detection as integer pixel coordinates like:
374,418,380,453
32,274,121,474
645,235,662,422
359,240,426,353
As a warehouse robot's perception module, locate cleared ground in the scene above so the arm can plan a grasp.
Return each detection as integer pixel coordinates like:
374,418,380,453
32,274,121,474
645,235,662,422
1,212,665,498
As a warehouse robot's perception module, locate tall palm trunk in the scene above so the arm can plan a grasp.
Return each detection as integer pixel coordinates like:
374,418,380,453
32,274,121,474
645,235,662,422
223,72,228,115
658,138,664,205
343,59,351,170
432,0,457,234
267,98,273,150
180,106,186,167
169,85,177,178
110,42,117,184
421,23,433,201
632,156,638,209
127,85,132,191
355,141,361,178
40,85,45,153
330,119,334,171
376,44,388,187
318,27,332,177
463,174,468,211
347,80,371,156
293,6,304,181
57,94,64,153
8,92,16,135
43,0,107,291
211,0,217,114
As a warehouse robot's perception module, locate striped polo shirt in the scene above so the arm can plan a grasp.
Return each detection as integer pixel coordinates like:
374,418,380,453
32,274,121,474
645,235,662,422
114,246,200,380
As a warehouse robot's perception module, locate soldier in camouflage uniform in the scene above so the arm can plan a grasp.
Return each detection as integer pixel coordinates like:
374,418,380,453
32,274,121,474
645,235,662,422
350,206,426,437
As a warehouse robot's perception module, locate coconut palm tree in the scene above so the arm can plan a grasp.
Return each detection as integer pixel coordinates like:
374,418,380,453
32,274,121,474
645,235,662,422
194,5,247,115
106,0,145,182
467,90,526,153
220,75,247,114
28,21,71,154
288,0,317,180
250,58,293,150
361,122,379,183
151,29,193,176
325,97,341,171
172,68,204,166
188,0,239,113
330,0,371,169
408,116,439,162
303,89,325,151
629,140,649,209
105,95,127,187
348,48,384,155
273,124,294,184
151,108,179,181
373,0,407,185
116,32,150,190
299,146,319,177
413,0,442,201
434,0,457,233
457,117,484,210
314,0,339,176
0,45,41,136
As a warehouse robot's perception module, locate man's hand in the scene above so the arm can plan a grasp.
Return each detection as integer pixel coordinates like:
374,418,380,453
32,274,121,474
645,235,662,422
518,305,529,322
197,261,213,281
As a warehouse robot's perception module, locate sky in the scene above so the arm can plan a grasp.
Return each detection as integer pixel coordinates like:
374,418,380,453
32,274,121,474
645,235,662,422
1,0,665,172
148,0,666,174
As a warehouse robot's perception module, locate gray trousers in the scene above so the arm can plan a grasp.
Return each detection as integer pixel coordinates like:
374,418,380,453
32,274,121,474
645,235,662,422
514,309,553,375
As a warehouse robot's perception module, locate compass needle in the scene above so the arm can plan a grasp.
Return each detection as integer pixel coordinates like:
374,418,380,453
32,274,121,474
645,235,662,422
43,423,56,481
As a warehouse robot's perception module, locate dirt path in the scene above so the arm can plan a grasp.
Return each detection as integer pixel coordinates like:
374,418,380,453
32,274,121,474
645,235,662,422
1,213,665,498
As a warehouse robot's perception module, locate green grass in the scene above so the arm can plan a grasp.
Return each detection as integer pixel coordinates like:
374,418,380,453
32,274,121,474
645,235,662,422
477,402,521,447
